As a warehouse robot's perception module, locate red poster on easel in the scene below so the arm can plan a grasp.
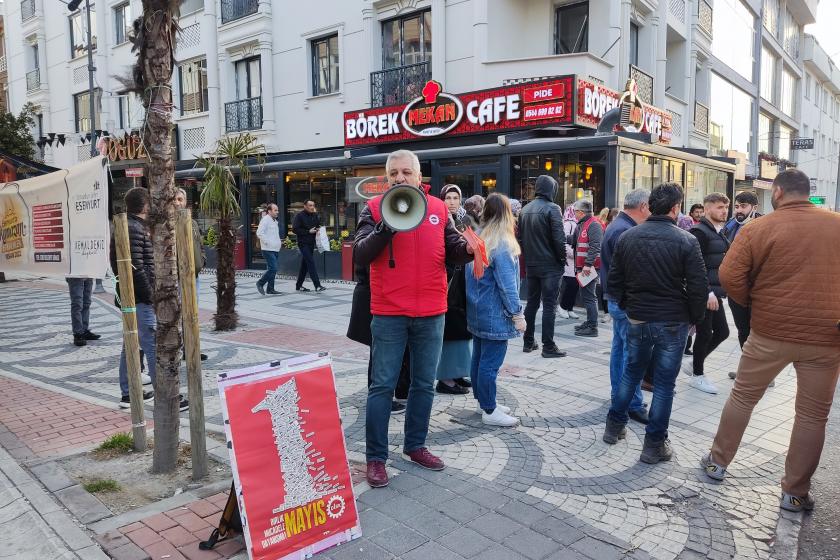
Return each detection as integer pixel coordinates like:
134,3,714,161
218,353,362,560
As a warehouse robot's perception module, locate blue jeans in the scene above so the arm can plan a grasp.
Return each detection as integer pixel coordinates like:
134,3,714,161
470,337,508,411
608,301,645,413
119,303,157,396
258,250,278,291
367,314,444,462
66,278,93,335
297,244,322,289
607,321,688,442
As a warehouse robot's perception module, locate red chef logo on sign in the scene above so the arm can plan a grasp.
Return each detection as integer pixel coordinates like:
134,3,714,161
401,80,464,137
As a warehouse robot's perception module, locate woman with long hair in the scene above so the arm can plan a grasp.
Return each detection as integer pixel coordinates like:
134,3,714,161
466,193,526,427
596,207,610,228
435,184,473,395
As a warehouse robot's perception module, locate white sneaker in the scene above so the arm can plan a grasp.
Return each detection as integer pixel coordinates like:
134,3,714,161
557,309,570,319
482,408,519,427
681,360,694,377
599,313,610,324
567,311,580,320
477,404,511,415
141,374,152,386
689,376,719,395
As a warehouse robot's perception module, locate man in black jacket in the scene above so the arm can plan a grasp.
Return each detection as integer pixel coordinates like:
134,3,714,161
519,175,567,358
684,193,731,395
292,199,325,292
603,183,708,464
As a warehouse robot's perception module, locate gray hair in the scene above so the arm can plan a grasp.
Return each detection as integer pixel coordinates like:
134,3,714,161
385,149,421,175
176,187,187,198
623,188,650,209
573,200,593,213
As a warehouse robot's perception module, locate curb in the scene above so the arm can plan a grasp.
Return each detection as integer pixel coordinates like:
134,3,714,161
771,509,802,560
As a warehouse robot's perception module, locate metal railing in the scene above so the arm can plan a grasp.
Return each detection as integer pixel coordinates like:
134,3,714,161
370,61,431,108
698,0,713,36
26,68,40,92
220,0,258,24
694,101,709,134
224,97,262,132
629,65,654,105
21,0,36,21
668,0,685,23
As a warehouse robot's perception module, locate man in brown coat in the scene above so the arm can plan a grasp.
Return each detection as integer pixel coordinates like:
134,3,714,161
700,169,840,513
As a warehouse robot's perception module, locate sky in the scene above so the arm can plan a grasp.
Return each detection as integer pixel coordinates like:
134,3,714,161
804,2,840,67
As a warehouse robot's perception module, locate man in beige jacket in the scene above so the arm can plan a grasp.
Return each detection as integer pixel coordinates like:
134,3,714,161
700,168,840,513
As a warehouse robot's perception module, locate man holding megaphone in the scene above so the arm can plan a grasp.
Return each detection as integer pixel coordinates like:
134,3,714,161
354,149,474,489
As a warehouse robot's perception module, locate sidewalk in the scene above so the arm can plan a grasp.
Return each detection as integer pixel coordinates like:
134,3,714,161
0,272,813,559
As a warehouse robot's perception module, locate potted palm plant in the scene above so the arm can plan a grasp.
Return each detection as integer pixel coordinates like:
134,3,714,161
197,134,265,331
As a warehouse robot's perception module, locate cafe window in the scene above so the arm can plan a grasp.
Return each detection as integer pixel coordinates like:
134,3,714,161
74,89,102,133
312,34,339,96
686,164,728,209
179,58,209,115
618,152,686,206
69,8,97,59
383,10,431,69
285,169,355,241
634,154,654,191
555,1,589,55
511,153,605,212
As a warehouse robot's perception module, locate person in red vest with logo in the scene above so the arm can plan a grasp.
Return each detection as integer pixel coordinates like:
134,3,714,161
570,199,604,337
353,149,473,488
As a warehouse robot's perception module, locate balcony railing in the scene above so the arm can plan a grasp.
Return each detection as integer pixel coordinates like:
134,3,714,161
26,68,40,92
224,97,262,132
220,0,258,24
370,61,431,108
629,65,654,105
698,0,713,36
694,101,709,134
21,0,36,21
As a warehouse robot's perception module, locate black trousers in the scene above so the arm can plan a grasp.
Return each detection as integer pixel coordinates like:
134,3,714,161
559,275,579,312
297,244,322,289
524,274,562,345
728,299,751,349
367,346,411,400
692,300,730,376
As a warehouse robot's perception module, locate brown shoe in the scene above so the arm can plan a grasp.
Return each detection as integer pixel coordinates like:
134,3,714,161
405,447,445,471
641,380,654,392
366,461,388,488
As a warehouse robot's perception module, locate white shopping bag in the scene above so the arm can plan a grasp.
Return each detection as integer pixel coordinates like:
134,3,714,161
315,226,330,253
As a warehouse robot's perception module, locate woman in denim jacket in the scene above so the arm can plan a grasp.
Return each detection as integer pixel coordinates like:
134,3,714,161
466,193,527,427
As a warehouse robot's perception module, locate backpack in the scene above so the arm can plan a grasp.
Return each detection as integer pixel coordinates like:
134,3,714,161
199,482,242,550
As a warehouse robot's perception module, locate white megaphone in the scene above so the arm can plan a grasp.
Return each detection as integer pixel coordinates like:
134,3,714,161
380,184,428,232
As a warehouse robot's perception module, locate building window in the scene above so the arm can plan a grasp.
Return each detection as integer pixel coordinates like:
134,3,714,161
760,47,775,103
383,10,431,69
179,59,208,115
114,3,131,45
758,112,772,154
118,93,144,130
780,69,795,117
781,9,799,58
74,89,102,133
805,74,811,99
311,34,339,96
555,1,589,55
712,0,754,82
69,8,97,59
763,0,779,38
778,124,793,160
225,57,262,132
709,73,753,156
180,0,203,16
235,57,261,100
629,22,639,67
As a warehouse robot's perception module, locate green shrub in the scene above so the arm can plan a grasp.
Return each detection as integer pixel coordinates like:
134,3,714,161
97,433,134,454
83,479,120,493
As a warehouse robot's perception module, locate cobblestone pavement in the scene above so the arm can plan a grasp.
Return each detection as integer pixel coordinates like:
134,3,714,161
0,274,812,559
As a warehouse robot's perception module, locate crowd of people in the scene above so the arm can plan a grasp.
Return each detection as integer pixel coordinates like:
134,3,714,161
349,149,840,515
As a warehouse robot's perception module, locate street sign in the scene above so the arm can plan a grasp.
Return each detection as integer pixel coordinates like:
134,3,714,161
125,168,144,178
790,138,814,150
809,196,826,205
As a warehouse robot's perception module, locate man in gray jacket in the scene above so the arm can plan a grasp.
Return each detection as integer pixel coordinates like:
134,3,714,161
519,175,568,358
571,200,603,337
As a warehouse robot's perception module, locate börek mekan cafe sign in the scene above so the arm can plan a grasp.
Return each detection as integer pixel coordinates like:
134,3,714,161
343,75,673,147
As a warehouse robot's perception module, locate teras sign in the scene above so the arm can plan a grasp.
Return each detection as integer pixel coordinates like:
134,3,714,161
344,76,672,147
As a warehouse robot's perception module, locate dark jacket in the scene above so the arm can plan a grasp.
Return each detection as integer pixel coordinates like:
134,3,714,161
571,213,603,269
110,214,155,305
518,176,566,275
600,211,637,300
443,214,471,341
608,215,708,325
722,213,762,242
689,218,730,298
346,260,372,346
292,210,320,246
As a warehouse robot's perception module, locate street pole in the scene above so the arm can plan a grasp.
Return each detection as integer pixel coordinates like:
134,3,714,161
84,0,97,157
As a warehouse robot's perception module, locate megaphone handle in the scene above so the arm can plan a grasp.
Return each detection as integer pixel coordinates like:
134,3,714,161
388,238,395,268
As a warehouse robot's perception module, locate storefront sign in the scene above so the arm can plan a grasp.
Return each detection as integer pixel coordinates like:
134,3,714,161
346,176,390,203
125,168,144,178
0,157,109,276
790,138,814,150
219,354,361,560
344,76,575,147
575,78,672,144
101,132,149,162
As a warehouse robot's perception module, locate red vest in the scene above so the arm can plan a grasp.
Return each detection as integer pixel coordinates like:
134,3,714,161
575,216,602,269
367,189,449,317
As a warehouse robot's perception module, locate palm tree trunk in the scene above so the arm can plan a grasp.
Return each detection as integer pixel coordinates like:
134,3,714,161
214,217,238,331
136,3,181,473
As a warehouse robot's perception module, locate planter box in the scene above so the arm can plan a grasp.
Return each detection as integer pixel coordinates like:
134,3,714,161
323,251,342,279
204,247,218,270
277,249,302,276
277,248,344,280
